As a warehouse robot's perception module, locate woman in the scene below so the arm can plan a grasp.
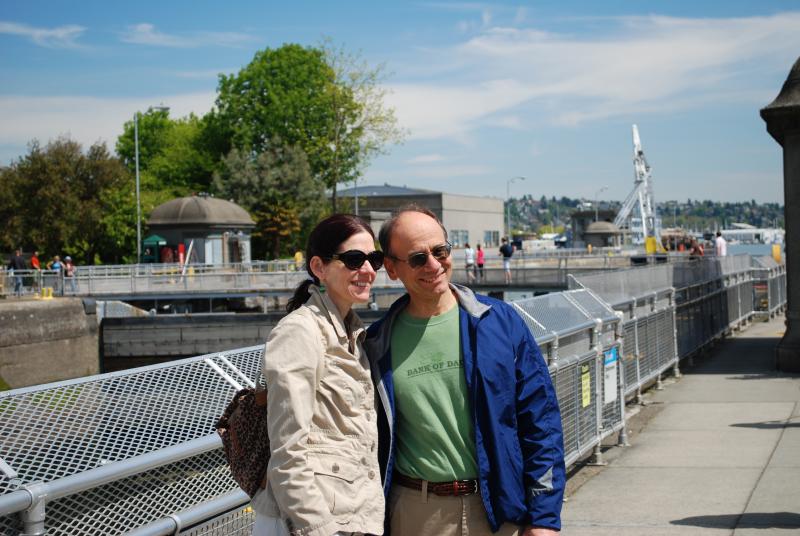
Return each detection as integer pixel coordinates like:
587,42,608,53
464,242,476,283
251,214,386,536
476,243,485,282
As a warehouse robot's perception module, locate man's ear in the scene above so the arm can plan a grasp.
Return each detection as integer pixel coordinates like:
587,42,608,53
384,257,400,281
309,256,326,282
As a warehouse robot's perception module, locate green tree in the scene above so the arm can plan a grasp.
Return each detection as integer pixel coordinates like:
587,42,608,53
215,45,337,180
215,42,404,211
321,39,405,208
0,137,132,264
213,140,326,259
116,110,217,196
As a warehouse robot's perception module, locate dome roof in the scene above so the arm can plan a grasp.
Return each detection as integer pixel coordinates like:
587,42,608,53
585,221,621,234
148,196,255,227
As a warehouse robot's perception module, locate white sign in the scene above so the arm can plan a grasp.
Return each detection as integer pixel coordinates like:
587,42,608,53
603,348,619,405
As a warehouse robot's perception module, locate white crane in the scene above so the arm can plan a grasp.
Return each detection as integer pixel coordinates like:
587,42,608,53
613,125,661,245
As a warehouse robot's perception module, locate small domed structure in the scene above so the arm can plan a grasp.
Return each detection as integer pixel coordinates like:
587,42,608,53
147,195,255,264
149,196,255,228
584,221,622,248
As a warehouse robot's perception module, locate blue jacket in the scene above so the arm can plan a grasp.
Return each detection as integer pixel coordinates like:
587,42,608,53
365,284,565,532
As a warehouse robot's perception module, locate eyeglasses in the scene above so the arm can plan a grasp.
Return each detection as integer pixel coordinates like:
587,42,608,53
328,250,384,271
388,242,452,269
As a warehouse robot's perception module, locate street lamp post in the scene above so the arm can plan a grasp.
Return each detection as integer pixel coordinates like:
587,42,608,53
594,185,609,222
506,176,525,239
673,201,678,228
134,105,170,264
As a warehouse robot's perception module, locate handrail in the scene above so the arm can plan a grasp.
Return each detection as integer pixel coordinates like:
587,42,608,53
0,435,221,517
123,489,250,536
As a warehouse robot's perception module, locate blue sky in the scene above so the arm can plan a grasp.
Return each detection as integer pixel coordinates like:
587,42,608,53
1,1,798,203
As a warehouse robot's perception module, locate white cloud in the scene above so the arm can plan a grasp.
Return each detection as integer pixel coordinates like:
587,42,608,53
486,115,524,129
388,78,533,139
390,13,800,139
121,23,254,48
407,153,447,164
0,93,216,155
0,21,85,48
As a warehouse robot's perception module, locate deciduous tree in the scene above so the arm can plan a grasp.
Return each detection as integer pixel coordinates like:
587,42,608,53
0,138,133,263
213,140,326,259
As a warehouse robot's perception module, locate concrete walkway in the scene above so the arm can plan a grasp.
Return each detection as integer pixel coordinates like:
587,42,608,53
562,315,800,535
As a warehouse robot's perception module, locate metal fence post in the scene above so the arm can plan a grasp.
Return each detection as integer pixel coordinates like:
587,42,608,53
588,319,607,466
670,289,681,379
19,482,46,536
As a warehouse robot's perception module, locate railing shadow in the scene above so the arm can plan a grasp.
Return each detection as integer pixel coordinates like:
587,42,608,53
671,512,800,529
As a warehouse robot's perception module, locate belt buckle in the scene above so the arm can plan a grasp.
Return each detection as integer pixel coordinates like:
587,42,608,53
465,480,478,495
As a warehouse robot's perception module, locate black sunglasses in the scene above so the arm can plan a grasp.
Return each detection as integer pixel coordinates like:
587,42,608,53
389,242,452,269
328,250,384,271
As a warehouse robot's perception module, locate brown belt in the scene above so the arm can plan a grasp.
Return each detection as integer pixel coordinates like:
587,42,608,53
394,472,479,497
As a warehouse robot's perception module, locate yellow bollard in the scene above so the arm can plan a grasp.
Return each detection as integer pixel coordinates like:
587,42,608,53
645,236,658,254
772,244,782,263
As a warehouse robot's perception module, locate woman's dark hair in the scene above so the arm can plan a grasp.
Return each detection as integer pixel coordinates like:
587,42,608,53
287,214,375,312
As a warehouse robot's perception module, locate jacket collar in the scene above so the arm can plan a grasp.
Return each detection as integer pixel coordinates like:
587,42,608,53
307,284,365,342
450,283,491,318
367,282,491,359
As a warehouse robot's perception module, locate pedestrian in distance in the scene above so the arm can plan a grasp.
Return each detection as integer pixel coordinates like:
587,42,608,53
367,205,566,536
63,256,77,293
47,255,63,295
30,250,41,293
688,239,704,257
464,242,476,283
250,214,386,536
500,237,514,284
7,248,26,297
476,243,485,282
715,231,727,257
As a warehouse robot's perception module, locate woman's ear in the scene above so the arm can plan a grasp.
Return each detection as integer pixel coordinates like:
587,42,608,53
309,256,326,282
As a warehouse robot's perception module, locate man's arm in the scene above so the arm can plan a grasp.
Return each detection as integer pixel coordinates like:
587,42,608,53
513,315,566,532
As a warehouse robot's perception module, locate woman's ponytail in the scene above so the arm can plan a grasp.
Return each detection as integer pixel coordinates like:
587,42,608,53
286,279,316,312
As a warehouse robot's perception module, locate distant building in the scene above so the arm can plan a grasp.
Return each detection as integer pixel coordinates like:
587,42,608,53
147,194,255,264
337,184,504,247
571,209,617,248
583,221,623,249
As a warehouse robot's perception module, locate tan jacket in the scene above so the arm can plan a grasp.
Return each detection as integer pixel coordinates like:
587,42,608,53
251,285,384,536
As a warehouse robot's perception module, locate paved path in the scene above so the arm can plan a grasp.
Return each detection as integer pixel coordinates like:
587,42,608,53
562,315,800,535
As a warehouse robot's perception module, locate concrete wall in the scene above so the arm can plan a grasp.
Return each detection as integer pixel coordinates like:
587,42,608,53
0,298,99,389
441,193,504,247
101,308,389,372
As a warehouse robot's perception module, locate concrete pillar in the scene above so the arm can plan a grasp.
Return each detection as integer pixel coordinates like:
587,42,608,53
761,57,800,372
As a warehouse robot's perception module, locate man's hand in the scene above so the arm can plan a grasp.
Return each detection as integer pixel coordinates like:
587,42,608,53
523,527,559,536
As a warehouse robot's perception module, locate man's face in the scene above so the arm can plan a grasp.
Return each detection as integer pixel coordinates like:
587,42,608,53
384,211,452,302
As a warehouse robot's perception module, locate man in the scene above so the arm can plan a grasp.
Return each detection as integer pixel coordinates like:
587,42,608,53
8,248,26,297
366,206,565,536
30,250,41,293
715,231,727,257
500,237,514,284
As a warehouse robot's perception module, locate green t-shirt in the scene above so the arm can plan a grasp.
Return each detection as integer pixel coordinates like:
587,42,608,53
390,304,478,481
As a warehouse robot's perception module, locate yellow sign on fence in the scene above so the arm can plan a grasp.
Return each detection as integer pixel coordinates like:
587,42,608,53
581,365,591,408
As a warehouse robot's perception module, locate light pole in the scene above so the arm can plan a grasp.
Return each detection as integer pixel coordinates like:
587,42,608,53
134,105,170,264
672,201,678,228
506,176,525,238
594,185,608,222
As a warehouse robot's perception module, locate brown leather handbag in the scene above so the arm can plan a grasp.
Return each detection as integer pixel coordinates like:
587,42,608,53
216,387,270,497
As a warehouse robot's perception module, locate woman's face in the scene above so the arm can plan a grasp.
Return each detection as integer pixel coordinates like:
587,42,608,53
313,231,378,313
